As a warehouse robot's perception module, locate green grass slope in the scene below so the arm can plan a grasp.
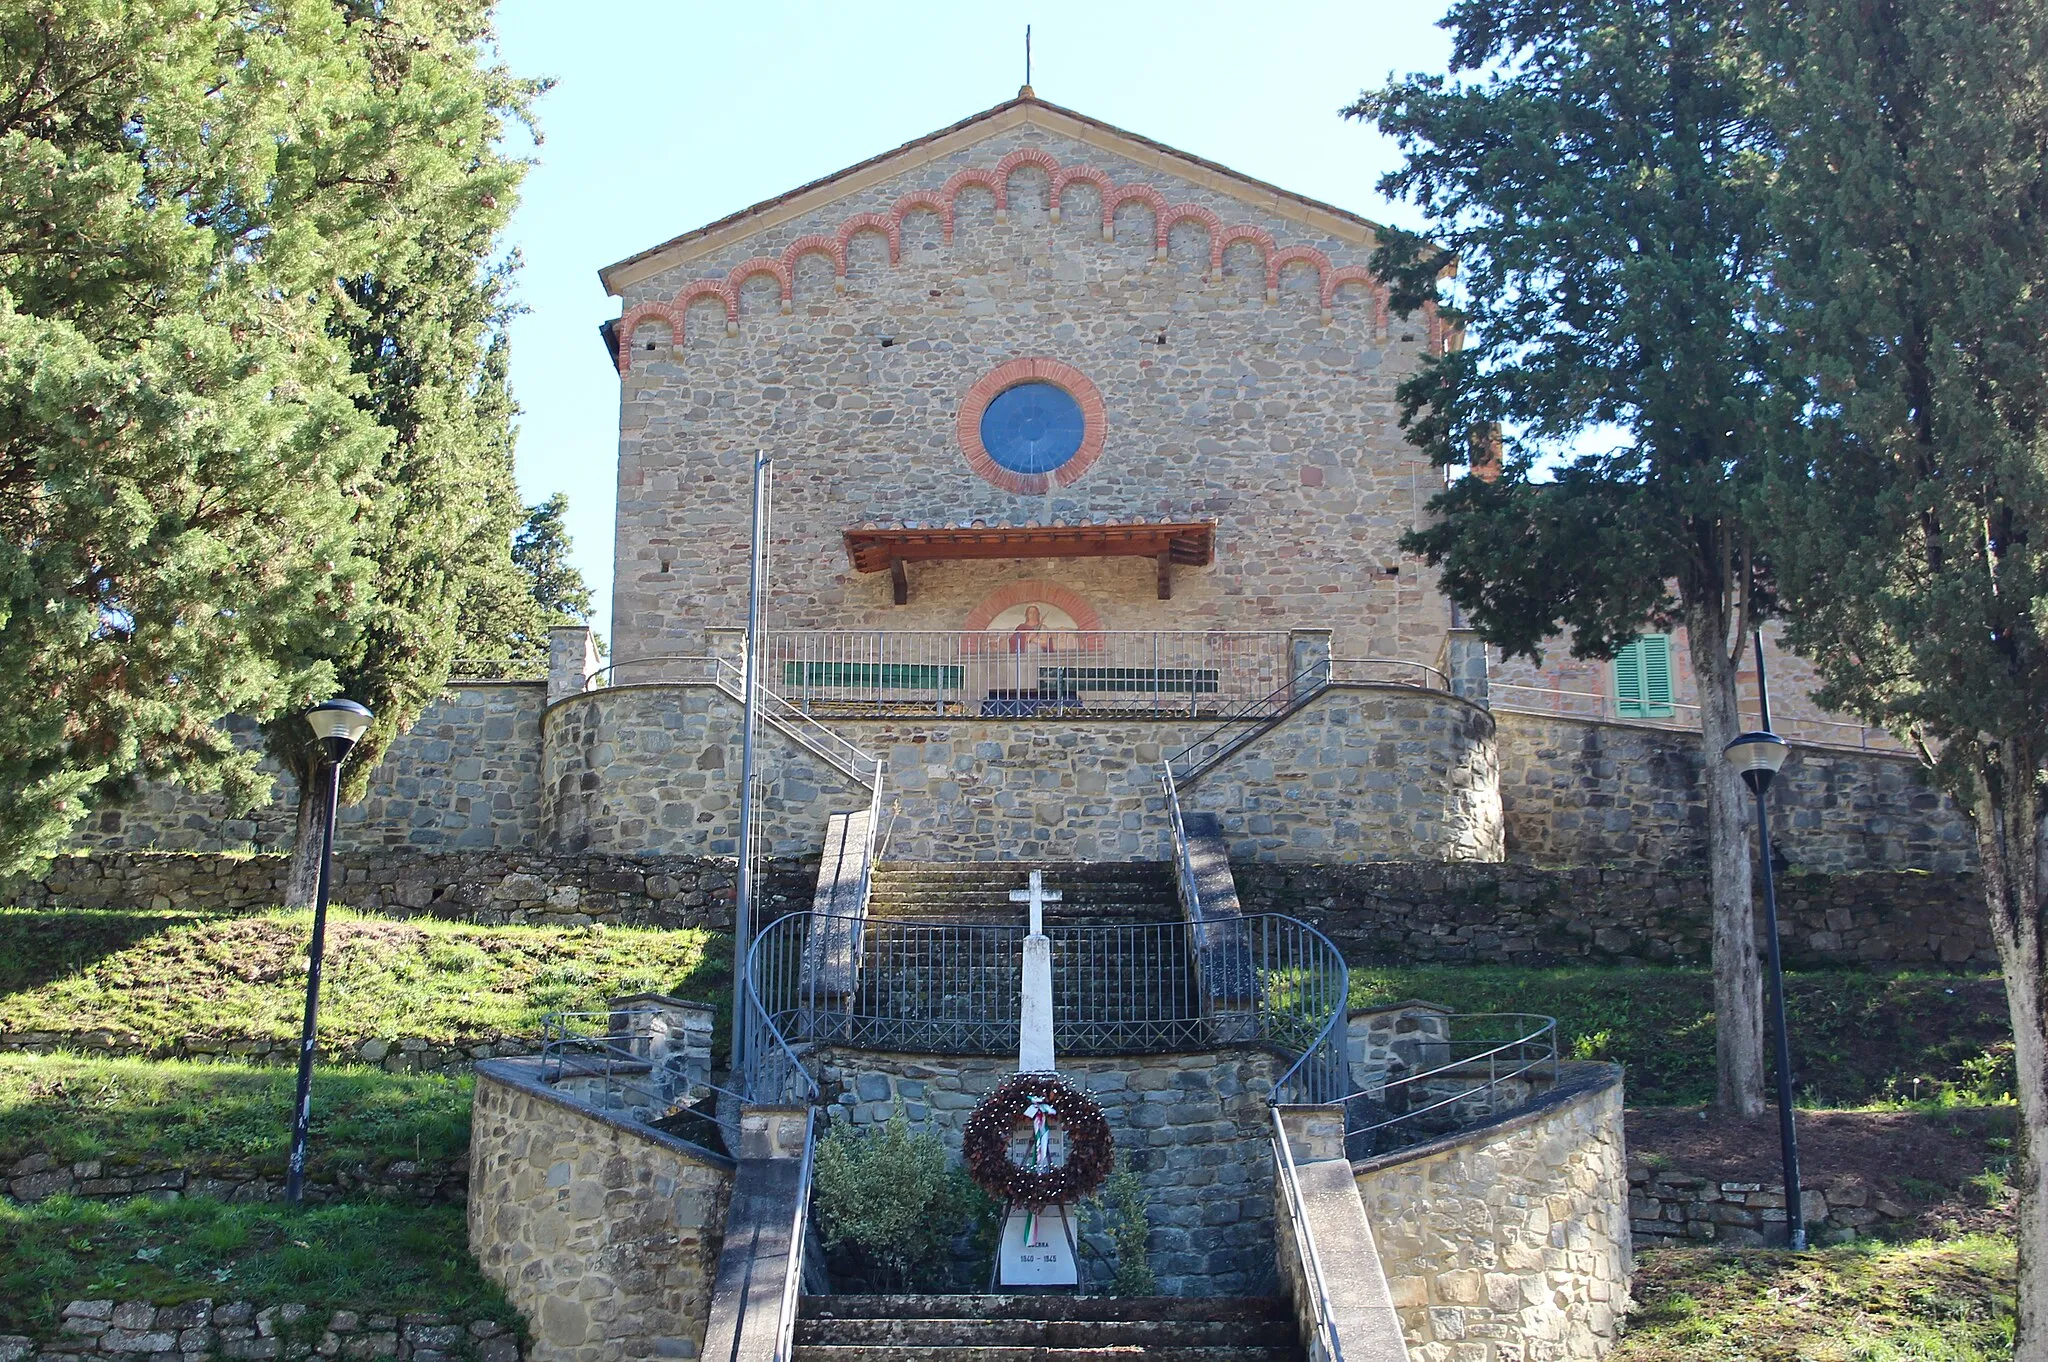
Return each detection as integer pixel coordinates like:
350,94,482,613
0,907,725,1052
1616,1237,2015,1360
0,1056,471,1170
0,1196,516,1336
1352,965,2013,1107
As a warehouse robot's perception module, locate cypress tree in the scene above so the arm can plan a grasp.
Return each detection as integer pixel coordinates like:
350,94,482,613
1756,0,2048,1333
1353,0,1785,1115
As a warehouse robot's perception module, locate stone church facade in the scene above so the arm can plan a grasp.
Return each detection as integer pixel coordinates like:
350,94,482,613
62,94,1972,878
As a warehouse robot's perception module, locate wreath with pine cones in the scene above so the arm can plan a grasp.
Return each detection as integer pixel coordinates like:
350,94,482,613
961,1072,1114,1207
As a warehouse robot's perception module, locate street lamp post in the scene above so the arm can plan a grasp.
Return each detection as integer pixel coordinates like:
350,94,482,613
284,698,374,1206
1723,727,1805,1250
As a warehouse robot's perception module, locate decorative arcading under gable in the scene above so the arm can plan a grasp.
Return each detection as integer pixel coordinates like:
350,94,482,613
616,151,1431,372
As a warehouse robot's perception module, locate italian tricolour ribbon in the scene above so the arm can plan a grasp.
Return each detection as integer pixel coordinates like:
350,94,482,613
1021,1093,1056,1244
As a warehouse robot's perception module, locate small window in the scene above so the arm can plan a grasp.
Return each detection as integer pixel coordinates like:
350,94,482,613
1613,635,1676,718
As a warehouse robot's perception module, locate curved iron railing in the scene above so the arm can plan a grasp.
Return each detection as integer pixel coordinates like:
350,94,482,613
1342,1012,1559,1155
740,909,1351,1105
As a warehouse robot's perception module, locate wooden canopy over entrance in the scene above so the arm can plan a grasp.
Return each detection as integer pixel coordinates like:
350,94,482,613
843,522,1217,603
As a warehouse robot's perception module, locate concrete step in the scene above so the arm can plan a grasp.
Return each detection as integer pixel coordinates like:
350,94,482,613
801,1295,1293,1322
792,1347,1301,1362
796,1317,1289,1347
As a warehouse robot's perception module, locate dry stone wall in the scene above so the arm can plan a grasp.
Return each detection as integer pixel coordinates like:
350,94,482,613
813,1046,1281,1297
1353,1063,1631,1362
7,1301,517,1362
1238,862,1994,969
468,1061,730,1362
0,1029,536,1073
1495,710,1974,873
1628,1164,1901,1247
1,848,774,931
3,1150,464,1206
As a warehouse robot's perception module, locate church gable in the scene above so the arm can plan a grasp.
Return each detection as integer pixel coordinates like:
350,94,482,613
607,100,1419,370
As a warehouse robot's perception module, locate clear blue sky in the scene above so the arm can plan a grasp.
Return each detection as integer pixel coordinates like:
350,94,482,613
490,1,1456,642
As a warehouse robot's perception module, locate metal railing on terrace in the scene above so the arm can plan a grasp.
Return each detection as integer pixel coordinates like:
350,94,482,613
1490,681,1900,751
741,909,1351,1106
758,630,1293,718
1343,1013,1559,1159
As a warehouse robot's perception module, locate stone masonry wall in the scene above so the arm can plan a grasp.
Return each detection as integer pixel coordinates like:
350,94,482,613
610,112,1449,667
66,684,547,856
1237,862,1994,969
5,1301,518,1362
0,848,818,931
468,1061,730,1362
1629,1163,1903,1248
536,680,1500,863
541,684,867,858
1353,1063,1631,1362
1495,710,1974,873
832,682,1500,863
3,1150,464,1206
812,1046,1281,1297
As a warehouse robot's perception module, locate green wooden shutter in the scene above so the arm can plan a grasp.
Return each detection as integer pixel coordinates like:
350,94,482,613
1640,635,1675,716
1614,636,1675,718
1613,643,1645,717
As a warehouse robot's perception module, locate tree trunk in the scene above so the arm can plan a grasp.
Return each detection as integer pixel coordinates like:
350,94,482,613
283,774,329,910
1686,599,1767,1117
1970,740,2047,1361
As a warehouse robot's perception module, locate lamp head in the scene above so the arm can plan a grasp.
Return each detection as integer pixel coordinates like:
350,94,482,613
1723,730,1789,796
305,698,373,763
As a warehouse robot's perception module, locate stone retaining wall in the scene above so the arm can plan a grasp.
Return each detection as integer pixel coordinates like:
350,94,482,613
0,1030,536,1073
468,1060,731,1362
1629,1163,1906,1247
3,1301,518,1362
812,1046,1280,1298
3,1151,464,1207
1494,710,1975,873
1238,862,1993,968
2,850,821,932
67,684,547,856
1353,1062,1631,1361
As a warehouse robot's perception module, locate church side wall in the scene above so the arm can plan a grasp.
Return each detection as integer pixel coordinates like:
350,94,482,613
1495,710,1974,873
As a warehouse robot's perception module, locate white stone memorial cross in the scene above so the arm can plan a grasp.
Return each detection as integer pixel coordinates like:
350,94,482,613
1001,870,1077,1288
1011,870,1061,1074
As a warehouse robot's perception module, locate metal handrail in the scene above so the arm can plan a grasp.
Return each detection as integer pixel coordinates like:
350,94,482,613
1329,656,1452,691
772,1108,818,1362
1344,1013,1559,1148
1161,762,1202,924
1271,1108,1346,1362
537,1011,746,1146
742,910,1349,1095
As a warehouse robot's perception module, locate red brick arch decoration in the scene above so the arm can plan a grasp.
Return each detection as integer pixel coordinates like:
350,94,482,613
614,150,1402,371
962,580,1107,639
956,358,1107,495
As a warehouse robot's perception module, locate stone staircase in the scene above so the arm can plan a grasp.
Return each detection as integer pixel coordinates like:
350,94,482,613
794,1295,1305,1361
868,861,1183,925
850,862,1200,1054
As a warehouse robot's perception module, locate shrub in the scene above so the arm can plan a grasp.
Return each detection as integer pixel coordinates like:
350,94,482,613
1079,1161,1155,1296
810,1112,994,1292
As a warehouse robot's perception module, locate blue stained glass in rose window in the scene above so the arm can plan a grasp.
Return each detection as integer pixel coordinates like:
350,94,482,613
979,382,1085,475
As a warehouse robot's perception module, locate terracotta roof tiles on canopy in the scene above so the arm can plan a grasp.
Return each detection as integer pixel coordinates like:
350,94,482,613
843,522,1216,603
